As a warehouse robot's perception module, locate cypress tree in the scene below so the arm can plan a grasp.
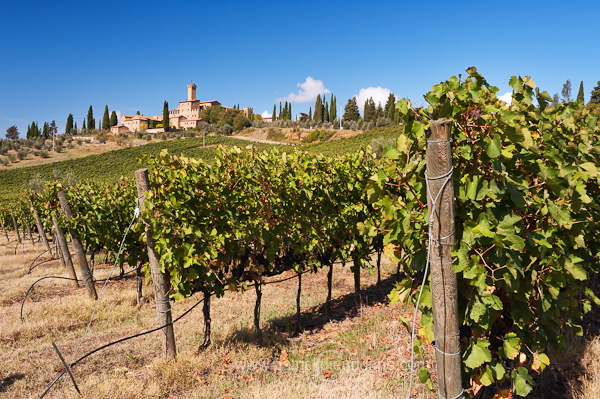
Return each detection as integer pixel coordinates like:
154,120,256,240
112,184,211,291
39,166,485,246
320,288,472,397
576,81,585,103
309,106,312,120
65,114,74,134
364,97,376,122
314,95,323,122
42,122,49,139
324,101,329,122
30,121,39,138
87,106,95,130
279,102,282,120
102,105,110,129
110,111,118,127
74,122,78,134
330,94,337,122
384,93,396,120
590,81,600,105
343,97,360,121
375,104,384,120
163,101,170,132
272,104,277,121
82,119,86,132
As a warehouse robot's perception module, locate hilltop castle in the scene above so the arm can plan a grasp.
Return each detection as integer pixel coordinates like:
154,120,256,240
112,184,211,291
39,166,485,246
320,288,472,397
111,84,253,133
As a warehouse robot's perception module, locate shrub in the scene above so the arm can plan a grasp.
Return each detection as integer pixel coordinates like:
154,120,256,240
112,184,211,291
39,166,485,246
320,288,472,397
301,129,334,143
17,148,29,160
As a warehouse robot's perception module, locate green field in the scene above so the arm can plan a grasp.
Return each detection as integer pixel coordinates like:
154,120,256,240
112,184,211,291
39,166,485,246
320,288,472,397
0,128,401,201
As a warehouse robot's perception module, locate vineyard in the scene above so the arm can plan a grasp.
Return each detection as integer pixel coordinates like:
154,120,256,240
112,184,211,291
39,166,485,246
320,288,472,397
0,68,599,398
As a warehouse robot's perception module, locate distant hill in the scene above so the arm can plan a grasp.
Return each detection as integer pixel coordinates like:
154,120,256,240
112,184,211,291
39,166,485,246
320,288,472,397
0,127,401,201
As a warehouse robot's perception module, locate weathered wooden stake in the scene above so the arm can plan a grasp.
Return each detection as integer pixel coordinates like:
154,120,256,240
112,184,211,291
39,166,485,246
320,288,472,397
296,271,302,319
52,215,79,288
426,119,463,399
135,168,177,358
31,204,52,255
11,212,22,244
0,217,9,242
51,342,82,396
351,252,361,305
57,191,97,300
326,263,333,316
24,213,35,246
254,279,263,334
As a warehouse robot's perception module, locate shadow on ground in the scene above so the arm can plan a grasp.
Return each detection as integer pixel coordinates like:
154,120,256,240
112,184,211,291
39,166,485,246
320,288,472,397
0,373,25,393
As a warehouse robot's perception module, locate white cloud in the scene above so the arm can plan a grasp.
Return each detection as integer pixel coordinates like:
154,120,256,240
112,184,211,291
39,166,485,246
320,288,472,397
261,110,272,118
354,87,393,112
498,92,512,105
277,77,331,103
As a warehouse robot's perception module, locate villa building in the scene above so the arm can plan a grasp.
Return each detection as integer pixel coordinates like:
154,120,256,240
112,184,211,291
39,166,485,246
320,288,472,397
110,83,253,134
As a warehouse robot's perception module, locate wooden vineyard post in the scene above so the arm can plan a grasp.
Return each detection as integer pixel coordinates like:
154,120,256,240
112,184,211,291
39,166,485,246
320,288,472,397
57,191,97,299
32,203,52,256
23,211,35,246
52,214,79,288
135,168,177,359
426,119,463,399
11,212,22,244
0,216,9,242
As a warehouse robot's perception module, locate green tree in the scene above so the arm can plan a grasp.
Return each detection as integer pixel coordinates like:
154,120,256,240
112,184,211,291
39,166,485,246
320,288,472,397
576,81,585,103
233,114,251,131
110,111,118,127
314,95,323,122
375,104,384,120
27,122,40,139
42,122,49,139
330,94,337,122
82,118,86,133
272,104,277,121
309,106,312,120
163,101,170,132
384,93,396,120
65,113,74,134
324,101,329,122
49,120,57,142
87,106,95,130
561,80,572,103
363,97,376,122
589,81,600,105
30,121,40,138
6,125,19,139
343,97,360,121
102,105,110,130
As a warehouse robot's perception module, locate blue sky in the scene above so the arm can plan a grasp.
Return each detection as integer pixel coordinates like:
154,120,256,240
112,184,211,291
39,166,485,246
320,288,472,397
1,0,598,137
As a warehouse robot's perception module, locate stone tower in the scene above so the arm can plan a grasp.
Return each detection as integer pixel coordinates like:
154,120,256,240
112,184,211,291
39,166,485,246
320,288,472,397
187,84,197,101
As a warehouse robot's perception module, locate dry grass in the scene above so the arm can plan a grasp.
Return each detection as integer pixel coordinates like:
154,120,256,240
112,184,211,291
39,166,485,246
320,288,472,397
0,234,435,399
1,233,598,399
2,142,124,170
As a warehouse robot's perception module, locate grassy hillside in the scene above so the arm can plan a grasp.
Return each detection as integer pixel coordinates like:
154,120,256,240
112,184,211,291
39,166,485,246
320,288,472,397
0,136,273,201
303,126,399,156
0,127,402,201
